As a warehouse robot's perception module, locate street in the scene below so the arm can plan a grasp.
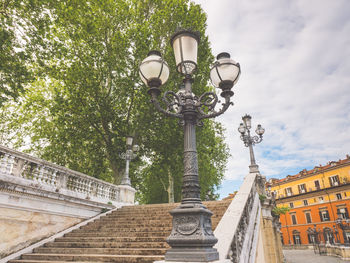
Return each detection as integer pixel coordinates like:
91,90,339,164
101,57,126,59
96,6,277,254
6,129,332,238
284,249,350,263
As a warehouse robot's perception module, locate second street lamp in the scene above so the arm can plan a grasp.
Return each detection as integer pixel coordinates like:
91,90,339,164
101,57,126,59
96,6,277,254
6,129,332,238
238,114,265,173
119,136,139,186
139,29,240,262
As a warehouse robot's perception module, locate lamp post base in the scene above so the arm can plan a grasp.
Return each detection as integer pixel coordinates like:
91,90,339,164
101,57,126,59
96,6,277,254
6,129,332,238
249,164,259,173
120,177,131,185
165,203,219,262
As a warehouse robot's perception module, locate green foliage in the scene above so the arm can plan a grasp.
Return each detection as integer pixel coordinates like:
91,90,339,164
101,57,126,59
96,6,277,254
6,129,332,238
272,206,290,216
259,194,267,203
0,0,230,204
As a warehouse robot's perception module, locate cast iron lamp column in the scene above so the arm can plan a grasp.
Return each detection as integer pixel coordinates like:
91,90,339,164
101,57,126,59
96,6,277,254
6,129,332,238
119,136,139,185
238,114,265,173
139,29,240,262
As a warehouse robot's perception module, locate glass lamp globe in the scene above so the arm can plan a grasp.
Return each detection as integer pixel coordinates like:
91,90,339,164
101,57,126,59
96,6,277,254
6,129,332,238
256,124,265,136
170,30,200,75
210,52,240,90
242,114,252,129
139,50,169,87
132,145,140,152
238,123,246,134
126,136,134,146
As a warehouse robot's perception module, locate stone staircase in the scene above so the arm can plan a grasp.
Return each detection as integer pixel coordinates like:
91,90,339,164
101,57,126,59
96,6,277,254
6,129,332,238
8,200,231,263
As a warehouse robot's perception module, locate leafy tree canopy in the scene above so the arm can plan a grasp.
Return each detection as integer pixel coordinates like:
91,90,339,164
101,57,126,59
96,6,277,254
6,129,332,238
0,0,230,203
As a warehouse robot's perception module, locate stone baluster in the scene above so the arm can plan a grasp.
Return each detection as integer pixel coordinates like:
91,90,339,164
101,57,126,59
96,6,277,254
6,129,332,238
0,153,9,174
41,166,50,185
0,153,15,176
50,170,57,186
33,165,43,183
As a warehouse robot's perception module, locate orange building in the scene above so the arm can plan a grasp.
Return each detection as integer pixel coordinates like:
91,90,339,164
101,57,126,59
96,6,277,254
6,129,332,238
268,155,350,245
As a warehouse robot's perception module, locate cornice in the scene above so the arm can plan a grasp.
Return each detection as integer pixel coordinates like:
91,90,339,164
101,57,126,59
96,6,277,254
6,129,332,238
275,182,350,203
272,161,350,187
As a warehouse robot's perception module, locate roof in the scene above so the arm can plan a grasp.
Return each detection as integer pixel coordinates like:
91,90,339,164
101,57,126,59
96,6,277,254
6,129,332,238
270,154,350,186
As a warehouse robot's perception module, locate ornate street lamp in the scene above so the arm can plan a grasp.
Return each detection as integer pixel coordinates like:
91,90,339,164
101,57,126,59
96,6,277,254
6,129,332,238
139,29,240,262
238,114,265,173
119,136,139,185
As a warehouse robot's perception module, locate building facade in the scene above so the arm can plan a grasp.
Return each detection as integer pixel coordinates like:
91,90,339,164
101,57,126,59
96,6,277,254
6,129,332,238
269,155,350,246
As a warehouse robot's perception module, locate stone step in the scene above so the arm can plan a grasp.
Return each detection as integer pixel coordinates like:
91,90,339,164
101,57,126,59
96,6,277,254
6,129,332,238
33,247,167,255
95,217,222,226
100,212,225,220
64,231,169,237
54,237,166,243
83,220,173,226
45,241,169,248
77,226,172,232
15,254,163,263
10,261,107,263
11,200,231,263
108,205,229,215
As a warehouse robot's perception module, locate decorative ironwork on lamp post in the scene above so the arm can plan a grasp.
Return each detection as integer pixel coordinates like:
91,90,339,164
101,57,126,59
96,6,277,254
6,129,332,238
238,114,265,173
139,29,240,262
119,136,139,185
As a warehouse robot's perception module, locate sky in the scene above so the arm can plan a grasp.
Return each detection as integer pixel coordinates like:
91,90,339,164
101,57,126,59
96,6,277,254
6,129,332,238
193,0,350,198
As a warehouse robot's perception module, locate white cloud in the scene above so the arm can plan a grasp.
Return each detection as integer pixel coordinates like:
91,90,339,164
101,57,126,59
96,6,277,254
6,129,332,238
193,0,350,187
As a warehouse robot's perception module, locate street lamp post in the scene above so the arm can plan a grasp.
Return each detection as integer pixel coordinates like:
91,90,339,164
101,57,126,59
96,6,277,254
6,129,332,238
238,114,265,173
119,136,139,185
139,29,240,262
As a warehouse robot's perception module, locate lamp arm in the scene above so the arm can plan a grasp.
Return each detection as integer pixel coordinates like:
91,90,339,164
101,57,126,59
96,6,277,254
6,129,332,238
196,93,233,120
150,92,183,119
251,135,263,145
119,153,127,160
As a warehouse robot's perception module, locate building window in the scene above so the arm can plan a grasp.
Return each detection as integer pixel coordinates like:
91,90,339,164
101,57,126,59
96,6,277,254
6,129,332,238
285,187,293,196
323,228,335,244
319,210,330,222
330,175,340,187
319,196,324,203
293,230,301,245
298,184,307,194
303,200,308,206
337,207,349,219
291,214,297,225
289,202,294,208
305,212,312,223
314,180,320,190
336,193,342,200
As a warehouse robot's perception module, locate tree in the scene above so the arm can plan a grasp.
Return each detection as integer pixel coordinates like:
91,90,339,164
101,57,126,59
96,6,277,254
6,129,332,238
0,0,230,203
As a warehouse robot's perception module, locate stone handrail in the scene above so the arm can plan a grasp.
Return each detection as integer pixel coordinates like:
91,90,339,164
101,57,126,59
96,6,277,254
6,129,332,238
0,145,135,206
214,172,262,263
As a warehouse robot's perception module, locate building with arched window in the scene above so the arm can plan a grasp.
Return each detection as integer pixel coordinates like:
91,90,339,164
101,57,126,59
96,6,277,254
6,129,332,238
268,155,350,246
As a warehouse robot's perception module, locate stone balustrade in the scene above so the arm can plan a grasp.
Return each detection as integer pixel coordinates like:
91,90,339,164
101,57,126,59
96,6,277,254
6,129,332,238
0,145,136,215
214,172,263,263
0,145,136,258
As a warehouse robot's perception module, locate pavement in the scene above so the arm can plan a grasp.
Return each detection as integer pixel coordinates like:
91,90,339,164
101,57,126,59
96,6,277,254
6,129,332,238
283,249,350,263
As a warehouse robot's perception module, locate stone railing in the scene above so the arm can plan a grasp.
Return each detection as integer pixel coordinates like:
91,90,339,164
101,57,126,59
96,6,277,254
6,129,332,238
214,172,262,263
0,145,135,210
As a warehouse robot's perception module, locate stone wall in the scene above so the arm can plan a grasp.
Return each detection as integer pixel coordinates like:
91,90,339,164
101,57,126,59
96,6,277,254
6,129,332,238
0,207,81,258
0,145,136,258
259,197,284,263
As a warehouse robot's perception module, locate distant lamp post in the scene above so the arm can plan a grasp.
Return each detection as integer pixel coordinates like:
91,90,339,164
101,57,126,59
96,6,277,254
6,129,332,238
139,29,240,261
119,136,139,185
238,114,265,173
